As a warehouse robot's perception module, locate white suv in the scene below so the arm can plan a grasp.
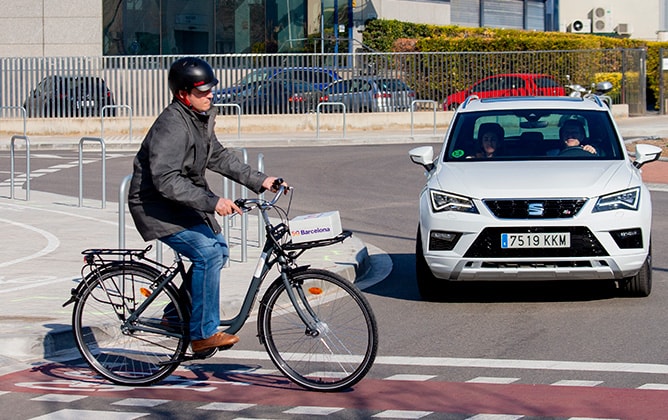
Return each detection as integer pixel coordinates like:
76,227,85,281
409,96,662,300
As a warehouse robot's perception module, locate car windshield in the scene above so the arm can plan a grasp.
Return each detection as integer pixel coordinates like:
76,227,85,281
237,69,275,85
444,109,624,161
375,79,409,91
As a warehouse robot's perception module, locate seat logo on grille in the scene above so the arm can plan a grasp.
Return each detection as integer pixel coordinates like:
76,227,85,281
528,202,544,216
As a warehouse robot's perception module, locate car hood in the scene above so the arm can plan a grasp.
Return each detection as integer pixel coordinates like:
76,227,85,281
433,160,641,199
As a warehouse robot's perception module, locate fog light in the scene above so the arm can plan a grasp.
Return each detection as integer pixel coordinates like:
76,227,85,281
429,231,461,251
610,228,643,249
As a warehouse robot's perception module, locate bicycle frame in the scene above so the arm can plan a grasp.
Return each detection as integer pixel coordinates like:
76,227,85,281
219,193,352,335
67,186,351,345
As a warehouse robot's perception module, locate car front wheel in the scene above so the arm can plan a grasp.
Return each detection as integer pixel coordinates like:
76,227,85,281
416,227,448,300
620,246,652,297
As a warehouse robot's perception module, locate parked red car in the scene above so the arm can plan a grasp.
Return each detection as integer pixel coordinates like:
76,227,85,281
443,73,566,110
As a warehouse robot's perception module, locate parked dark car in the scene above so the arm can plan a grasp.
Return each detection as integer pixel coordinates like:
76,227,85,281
218,79,322,114
443,73,566,111
214,67,339,108
318,77,416,113
23,75,116,117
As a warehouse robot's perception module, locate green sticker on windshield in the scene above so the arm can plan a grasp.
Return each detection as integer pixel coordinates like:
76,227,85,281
451,149,465,158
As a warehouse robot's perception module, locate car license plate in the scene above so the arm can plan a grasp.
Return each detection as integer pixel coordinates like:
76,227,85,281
77,100,94,108
501,232,570,248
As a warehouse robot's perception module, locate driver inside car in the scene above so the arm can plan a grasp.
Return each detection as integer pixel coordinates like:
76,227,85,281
558,119,597,156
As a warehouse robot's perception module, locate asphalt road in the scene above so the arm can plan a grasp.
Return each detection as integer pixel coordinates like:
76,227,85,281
4,144,668,418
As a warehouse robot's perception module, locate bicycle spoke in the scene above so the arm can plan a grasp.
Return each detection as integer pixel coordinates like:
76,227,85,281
258,269,377,391
73,265,188,386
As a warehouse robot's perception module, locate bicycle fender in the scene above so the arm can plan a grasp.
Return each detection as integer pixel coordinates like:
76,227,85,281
62,261,161,307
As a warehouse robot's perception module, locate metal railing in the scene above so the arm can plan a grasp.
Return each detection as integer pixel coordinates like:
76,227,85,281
78,137,106,208
410,100,438,136
316,102,346,139
9,135,30,200
213,103,242,138
0,49,648,120
101,104,133,142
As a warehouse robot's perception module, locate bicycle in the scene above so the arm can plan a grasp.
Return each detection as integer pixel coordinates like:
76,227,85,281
63,182,378,392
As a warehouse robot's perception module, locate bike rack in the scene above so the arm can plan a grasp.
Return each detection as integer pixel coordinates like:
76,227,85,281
101,104,133,142
9,135,30,200
213,104,242,138
223,148,249,263
410,100,438,136
78,137,107,208
1,106,27,137
316,102,346,139
118,174,132,249
257,153,266,247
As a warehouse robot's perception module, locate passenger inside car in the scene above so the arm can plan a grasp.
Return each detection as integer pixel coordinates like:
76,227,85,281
475,122,505,158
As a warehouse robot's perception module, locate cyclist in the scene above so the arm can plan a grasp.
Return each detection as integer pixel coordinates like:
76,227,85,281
128,57,285,354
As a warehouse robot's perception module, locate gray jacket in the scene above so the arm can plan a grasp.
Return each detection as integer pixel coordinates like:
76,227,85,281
128,100,267,241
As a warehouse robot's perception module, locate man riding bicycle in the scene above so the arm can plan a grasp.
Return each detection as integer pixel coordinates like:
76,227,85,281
128,57,285,354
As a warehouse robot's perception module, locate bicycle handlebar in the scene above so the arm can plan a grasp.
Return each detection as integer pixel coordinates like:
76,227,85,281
234,178,290,212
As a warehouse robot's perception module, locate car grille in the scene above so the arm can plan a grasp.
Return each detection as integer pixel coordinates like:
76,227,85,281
464,226,608,258
484,199,587,219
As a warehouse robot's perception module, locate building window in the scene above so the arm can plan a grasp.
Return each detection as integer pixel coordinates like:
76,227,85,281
102,0,328,55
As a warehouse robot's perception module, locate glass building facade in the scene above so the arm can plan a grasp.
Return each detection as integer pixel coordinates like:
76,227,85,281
103,0,351,55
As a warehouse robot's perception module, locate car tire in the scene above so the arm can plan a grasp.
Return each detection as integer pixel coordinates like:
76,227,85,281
620,246,652,297
416,227,447,301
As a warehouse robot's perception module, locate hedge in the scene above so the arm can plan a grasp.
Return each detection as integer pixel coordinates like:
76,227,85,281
363,19,668,109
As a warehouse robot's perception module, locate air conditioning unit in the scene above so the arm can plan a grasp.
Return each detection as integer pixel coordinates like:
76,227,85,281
589,7,613,33
567,19,591,34
615,23,633,36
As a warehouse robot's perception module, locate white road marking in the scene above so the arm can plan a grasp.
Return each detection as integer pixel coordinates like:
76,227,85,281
112,398,169,407
552,380,603,387
372,410,433,419
384,374,436,381
198,402,256,411
28,409,147,420
0,218,60,268
467,377,520,384
222,350,668,375
637,383,668,390
284,406,344,415
31,394,87,403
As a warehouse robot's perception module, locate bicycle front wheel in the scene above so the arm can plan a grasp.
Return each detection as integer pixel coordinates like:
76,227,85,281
72,264,188,386
257,268,378,391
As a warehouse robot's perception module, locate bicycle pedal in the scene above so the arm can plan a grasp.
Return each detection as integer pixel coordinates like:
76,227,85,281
191,348,218,359
217,344,234,351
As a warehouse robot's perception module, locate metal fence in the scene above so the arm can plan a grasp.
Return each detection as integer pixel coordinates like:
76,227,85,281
0,49,647,119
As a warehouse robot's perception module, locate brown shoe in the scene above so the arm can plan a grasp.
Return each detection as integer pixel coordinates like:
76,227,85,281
191,332,239,353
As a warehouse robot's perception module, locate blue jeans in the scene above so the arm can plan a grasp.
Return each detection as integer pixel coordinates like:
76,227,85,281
160,224,229,341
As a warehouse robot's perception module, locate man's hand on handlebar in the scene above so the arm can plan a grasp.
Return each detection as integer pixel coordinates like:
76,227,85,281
215,197,242,216
262,177,290,194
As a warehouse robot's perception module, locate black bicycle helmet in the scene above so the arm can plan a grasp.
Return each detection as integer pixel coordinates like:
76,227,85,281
168,57,218,96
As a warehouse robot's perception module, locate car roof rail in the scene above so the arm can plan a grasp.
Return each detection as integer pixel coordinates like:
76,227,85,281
461,95,480,109
586,94,605,108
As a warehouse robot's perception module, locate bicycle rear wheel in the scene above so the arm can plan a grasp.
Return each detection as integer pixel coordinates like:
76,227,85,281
257,268,378,391
72,264,188,386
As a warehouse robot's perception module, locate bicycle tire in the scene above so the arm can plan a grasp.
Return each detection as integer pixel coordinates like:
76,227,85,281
72,264,189,386
257,268,378,391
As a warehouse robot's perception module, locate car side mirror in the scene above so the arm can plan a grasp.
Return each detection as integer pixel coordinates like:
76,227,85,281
409,146,435,172
633,143,662,169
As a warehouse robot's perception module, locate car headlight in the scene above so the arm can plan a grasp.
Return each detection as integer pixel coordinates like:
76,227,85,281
593,187,640,212
429,189,478,213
